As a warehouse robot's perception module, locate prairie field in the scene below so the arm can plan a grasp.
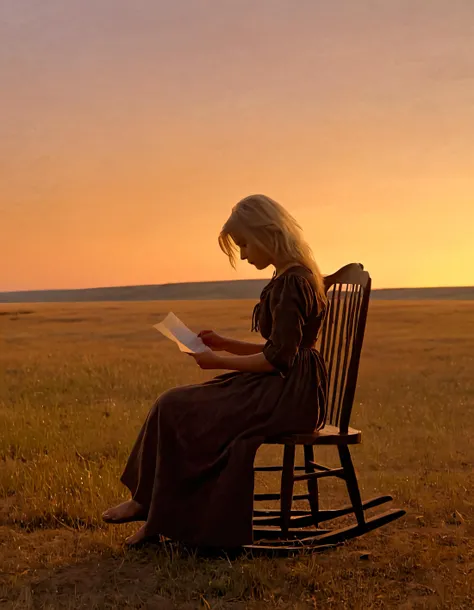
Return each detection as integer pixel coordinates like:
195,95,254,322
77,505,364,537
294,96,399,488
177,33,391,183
0,300,473,609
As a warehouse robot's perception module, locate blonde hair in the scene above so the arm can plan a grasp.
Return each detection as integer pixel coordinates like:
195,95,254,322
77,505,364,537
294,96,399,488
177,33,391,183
219,194,327,308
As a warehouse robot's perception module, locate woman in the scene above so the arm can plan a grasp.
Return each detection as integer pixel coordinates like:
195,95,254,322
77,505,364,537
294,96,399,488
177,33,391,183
102,194,328,547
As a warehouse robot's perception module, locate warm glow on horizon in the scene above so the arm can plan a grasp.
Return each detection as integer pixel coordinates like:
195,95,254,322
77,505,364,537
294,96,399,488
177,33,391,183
1,1,473,292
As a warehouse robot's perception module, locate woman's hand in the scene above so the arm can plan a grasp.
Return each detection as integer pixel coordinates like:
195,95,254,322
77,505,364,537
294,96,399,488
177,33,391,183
187,350,223,370
197,330,228,352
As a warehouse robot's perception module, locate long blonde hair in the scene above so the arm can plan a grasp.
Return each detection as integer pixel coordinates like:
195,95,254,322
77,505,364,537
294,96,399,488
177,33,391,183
219,194,327,308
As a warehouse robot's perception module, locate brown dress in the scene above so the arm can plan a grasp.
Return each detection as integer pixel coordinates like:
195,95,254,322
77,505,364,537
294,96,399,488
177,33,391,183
120,265,328,547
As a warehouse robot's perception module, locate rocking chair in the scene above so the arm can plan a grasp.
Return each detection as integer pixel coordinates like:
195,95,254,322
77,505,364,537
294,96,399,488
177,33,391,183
248,263,405,552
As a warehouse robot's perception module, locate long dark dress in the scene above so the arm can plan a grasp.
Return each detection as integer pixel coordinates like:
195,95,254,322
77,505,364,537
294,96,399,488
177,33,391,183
120,265,328,547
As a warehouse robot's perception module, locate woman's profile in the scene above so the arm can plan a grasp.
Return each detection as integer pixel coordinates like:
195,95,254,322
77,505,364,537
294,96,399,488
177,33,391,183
102,194,329,547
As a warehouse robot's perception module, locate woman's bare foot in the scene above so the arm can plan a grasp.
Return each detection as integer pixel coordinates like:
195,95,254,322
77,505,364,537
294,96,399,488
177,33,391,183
102,499,146,524
124,523,148,546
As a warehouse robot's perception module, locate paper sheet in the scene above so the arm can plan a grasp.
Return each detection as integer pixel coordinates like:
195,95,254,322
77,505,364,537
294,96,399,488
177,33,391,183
153,312,210,353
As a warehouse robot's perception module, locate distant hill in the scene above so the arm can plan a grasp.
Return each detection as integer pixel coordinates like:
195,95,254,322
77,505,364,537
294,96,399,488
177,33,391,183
370,286,474,300
1,280,473,303
0,280,269,303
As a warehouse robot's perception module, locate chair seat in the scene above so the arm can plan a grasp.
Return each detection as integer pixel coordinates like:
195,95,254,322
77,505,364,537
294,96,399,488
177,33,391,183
265,424,362,446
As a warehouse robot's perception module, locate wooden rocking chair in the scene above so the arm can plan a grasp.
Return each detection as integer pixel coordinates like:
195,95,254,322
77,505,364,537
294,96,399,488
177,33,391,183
248,263,405,553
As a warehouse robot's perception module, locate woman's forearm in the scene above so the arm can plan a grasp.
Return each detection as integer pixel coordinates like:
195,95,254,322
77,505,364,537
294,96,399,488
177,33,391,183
216,352,275,373
222,338,265,356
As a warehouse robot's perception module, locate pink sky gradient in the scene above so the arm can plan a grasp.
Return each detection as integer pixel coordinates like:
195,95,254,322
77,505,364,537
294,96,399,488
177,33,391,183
1,0,473,290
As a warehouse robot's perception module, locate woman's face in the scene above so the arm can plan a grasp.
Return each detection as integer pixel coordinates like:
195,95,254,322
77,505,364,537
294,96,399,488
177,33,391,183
233,233,272,270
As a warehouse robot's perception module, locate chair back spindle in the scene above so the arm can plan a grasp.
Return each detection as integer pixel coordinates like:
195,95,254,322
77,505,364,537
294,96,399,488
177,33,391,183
318,264,371,433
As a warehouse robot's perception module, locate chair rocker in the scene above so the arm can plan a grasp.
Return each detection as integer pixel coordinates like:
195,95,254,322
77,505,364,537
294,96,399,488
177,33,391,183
247,263,405,553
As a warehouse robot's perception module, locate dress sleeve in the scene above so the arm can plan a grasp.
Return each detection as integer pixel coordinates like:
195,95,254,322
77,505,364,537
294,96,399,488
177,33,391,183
262,274,315,377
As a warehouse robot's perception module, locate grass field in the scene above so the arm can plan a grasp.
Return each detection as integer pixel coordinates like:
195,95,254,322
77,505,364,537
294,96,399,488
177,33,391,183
1,300,473,609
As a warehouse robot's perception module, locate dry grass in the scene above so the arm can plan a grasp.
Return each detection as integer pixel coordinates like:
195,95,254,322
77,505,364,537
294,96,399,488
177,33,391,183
1,300,473,609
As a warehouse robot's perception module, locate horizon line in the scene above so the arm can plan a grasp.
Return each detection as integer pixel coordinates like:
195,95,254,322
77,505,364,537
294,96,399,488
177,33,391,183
1,279,474,295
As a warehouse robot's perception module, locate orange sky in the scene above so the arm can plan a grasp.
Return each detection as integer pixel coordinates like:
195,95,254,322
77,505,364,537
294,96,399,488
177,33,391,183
1,0,473,291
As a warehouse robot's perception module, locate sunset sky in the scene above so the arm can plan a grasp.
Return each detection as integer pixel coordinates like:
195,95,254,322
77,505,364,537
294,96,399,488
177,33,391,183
1,0,473,291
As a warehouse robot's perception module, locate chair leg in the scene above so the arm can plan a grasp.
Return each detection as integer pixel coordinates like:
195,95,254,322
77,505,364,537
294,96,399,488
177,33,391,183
338,445,365,527
280,444,296,534
304,445,320,526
